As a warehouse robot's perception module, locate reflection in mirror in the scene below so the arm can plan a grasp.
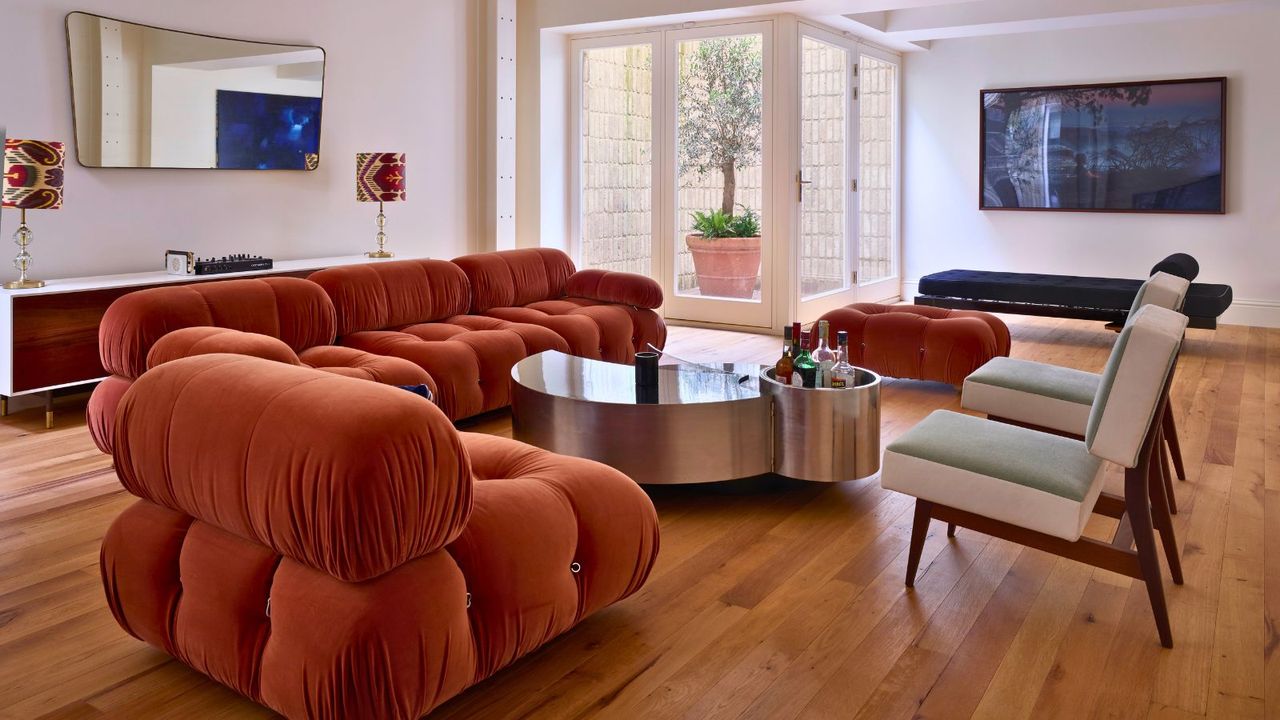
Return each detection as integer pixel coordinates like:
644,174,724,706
66,12,325,170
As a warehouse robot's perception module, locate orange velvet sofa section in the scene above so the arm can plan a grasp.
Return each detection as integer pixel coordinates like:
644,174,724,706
102,354,660,720
87,277,429,454
308,249,666,420
814,303,1011,385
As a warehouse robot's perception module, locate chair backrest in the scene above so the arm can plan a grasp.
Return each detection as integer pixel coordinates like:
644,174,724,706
1085,304,1189,467
1127,271,1190,319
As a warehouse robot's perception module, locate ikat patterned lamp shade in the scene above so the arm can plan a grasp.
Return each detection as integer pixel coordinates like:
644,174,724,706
2,139,64,210
355,152,406,203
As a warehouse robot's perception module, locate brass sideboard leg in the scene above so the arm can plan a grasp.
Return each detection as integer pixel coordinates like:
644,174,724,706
44,391,53,430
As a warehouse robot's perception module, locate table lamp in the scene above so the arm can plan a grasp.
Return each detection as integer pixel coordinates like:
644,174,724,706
355,152,405,258
2,139,64,289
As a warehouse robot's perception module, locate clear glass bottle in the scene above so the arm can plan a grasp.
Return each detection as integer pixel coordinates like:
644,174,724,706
774,325,794,385
813,320,836,388
794,330,818,388
830,330,857,388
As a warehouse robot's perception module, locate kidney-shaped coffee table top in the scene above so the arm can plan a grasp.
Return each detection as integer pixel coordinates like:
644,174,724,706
510,351,773,484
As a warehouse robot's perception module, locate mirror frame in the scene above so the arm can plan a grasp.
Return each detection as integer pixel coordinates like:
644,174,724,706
64,11,328,171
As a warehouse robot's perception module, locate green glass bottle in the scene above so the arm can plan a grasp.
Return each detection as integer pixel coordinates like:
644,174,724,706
794,330,818,388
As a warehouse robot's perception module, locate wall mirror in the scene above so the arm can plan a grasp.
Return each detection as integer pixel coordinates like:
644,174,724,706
66,12,325,170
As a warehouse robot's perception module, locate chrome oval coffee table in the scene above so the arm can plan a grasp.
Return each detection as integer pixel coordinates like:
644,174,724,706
511,351,882,485
511,351,772,484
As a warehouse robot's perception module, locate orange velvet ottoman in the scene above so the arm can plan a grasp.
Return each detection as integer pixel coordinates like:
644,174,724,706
814,303,1010,385
101,354,659,720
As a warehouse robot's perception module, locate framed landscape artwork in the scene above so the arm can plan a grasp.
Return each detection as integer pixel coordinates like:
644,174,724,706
216,90,322,170
980,77,1226,213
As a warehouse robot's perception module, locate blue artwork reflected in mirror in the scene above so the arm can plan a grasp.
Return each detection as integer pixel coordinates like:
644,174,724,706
216,90,322,170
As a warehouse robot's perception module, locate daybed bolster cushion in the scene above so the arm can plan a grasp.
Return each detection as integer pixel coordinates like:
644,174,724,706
99,277,337,379
113,354,472,582
882,410,1106,541
1150,253,1199,281
962,357,1097,436
565,268,664,309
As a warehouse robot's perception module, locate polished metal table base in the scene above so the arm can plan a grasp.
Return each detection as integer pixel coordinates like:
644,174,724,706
510,353,881,485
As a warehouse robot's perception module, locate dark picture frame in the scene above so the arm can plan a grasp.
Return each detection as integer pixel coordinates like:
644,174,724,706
979,77,1226,214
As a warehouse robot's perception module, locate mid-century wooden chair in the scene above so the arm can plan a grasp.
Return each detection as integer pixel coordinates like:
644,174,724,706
882,304,1188,648
960,271,1192,515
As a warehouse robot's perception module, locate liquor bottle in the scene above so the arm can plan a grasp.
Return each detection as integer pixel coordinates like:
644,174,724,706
789,322,803,386
830,330,857,388
813,320,836,388
794,331,818,388
774,325,795,384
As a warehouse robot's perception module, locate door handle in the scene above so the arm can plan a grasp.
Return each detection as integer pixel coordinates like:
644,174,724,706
796,171,811,202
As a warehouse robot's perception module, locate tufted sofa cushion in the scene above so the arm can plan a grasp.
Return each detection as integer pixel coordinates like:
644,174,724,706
88,276,432,456
309,253,667,419
101,354,660,719
114,354,471,582
452,249,667,360
816,303,1011,386
98,277,337,380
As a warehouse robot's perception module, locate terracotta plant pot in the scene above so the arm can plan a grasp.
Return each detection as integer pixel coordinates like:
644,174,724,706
685,234,762,299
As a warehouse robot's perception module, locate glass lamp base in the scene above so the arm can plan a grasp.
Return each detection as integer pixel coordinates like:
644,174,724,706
3,279,45,289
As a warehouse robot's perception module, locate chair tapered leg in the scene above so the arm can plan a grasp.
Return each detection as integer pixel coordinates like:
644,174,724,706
946,523,957,538
1163,406,1187,482
906,500,933,588
1148,453,1184,586
1159,444,1178,516
1127,467,1173,648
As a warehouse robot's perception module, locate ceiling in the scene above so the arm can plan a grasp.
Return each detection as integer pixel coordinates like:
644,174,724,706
542,0,1277,52
826,0,1274,51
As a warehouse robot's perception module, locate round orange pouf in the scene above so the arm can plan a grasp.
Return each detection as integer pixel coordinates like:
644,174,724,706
814,303,1010,386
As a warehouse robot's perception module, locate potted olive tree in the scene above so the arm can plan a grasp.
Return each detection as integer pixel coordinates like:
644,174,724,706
678,36,762,299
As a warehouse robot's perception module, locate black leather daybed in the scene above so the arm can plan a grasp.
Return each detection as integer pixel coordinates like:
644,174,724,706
915,254,1233,329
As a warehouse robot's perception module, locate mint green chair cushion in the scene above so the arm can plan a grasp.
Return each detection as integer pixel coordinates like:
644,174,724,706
882,410,1105,541
962,358,1098,435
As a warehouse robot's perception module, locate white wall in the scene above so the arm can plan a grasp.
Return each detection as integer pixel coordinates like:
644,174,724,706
902,8,1280,326
0,0,478,280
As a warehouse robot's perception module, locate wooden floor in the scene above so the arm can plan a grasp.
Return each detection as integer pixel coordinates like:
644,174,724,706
1,316,1276,719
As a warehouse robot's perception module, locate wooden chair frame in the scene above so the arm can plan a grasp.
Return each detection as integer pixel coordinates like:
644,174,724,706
908,369,1183,649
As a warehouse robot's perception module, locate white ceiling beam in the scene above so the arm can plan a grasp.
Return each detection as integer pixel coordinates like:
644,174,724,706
844,0,1265,41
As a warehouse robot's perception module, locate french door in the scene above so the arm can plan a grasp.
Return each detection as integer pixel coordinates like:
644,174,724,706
570,18,897,331
795,23,900,322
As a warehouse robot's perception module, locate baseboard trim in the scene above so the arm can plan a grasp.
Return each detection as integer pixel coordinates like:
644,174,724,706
901,279,1280,329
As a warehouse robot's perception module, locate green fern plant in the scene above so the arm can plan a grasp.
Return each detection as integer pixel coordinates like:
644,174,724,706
690,205,759,239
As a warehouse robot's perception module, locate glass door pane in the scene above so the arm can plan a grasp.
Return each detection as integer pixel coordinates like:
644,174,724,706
799,35,849,300
674,33,764,302
857,54,898,290
579,44,654,276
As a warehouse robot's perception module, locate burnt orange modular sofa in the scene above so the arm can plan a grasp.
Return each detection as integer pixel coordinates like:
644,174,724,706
88,249,666,450
308,249,666,420
813,303,1010,386
87,276,430,453
102,353,659,719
